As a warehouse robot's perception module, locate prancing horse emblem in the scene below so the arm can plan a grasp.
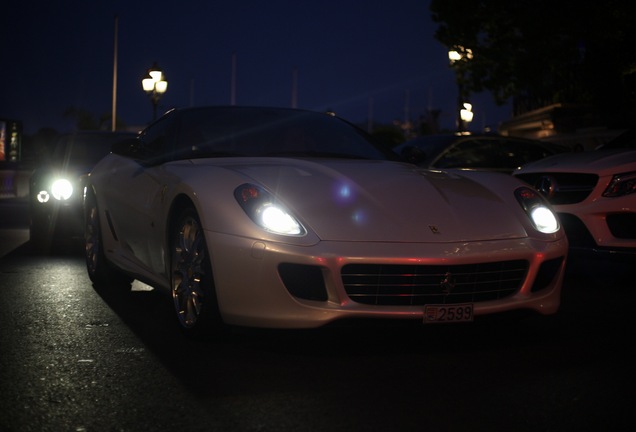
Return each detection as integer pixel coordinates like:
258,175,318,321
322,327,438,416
440,272,456,295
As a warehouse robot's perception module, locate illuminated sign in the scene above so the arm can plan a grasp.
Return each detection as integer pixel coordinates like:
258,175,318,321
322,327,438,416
0,119,22,162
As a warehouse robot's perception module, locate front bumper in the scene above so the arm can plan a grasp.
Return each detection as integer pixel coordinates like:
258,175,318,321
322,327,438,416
554,197,636,253
206,232,568,328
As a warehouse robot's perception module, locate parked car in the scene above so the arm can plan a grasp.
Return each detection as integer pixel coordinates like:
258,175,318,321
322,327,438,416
84,106,568,337
29,130,138,252
395,133,569,173
514,129,636,258
595,128,636,150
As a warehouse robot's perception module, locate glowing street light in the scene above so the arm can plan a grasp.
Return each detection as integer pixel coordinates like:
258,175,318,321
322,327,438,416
142,62,168,121
448,47,473,64
460,102,474,124
448,46,473,132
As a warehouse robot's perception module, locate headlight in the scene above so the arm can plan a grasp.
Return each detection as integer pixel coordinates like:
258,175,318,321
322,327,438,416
515,187,559,234
36,190,50,203
51,178,74,201
602,171,636,197
235,183,306,236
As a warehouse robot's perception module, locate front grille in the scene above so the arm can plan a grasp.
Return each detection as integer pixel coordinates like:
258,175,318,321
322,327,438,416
515,172,598,204
342,261,528,306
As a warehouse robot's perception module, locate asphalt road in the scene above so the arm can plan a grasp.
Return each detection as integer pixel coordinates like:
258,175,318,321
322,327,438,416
0,197,29,258
0,199,634,432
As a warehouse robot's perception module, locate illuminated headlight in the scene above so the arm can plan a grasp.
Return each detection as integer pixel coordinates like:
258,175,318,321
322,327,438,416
515,187,559,234
258,203,302,234
36,190,50,203
235,183,305,236
51,178,74,201
602,171,636,197
529,206,559,233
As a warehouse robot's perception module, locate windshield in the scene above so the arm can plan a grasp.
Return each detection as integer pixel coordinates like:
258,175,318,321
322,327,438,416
395,135,459,159
176,107,393,160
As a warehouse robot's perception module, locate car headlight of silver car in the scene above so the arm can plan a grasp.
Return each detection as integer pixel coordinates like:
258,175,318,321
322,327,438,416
51,178,74,201
235,183,306,236
515,186,559,234
602,171,636,197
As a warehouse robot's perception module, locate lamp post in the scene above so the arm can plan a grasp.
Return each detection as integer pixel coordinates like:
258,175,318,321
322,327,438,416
142,62,168,121
460,102,474,127
448,47,473,132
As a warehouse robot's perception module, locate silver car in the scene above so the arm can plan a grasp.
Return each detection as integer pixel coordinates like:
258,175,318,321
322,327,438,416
84,106,568,337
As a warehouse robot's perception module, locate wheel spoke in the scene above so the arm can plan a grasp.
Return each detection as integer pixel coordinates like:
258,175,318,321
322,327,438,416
172,216,207,328
85,204,99,273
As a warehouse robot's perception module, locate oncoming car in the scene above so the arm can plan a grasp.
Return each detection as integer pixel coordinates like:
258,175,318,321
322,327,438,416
29,131,137,252
84,106,568,337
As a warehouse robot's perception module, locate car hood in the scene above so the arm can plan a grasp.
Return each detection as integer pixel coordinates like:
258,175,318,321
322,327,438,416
190,158,529,243
516,149,636,174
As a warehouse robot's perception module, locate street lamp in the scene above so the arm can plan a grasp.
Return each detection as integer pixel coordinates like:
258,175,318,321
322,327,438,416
448,46,473,132
460,102,474,125
142,62,168,121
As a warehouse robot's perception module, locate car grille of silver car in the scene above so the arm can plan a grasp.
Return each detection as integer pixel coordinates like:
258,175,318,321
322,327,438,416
515,172,598,204
341,260,531,306
279,258,564,305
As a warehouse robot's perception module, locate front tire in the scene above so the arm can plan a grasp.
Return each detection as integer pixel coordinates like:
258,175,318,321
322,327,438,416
171,207,224,338
84,189,132,288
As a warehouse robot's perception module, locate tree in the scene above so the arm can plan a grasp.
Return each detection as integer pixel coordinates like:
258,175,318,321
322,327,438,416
430,0,636,127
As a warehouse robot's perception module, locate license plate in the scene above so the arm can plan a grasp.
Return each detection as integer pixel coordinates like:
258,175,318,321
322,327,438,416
424,304,473,323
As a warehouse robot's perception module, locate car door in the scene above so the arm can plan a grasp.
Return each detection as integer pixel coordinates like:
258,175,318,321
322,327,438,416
102,116,178,277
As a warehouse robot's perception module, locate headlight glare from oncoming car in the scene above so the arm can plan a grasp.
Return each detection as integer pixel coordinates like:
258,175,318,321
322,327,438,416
51,178,74,201
36,190,50,203
602,171,636,197
234,183,306,236
514,186,559,234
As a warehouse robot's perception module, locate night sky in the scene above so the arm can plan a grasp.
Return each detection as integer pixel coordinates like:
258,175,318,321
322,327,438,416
0,0,512,135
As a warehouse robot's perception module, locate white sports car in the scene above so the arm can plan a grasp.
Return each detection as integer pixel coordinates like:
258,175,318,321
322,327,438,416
84,106,568,337
514,130,636,259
